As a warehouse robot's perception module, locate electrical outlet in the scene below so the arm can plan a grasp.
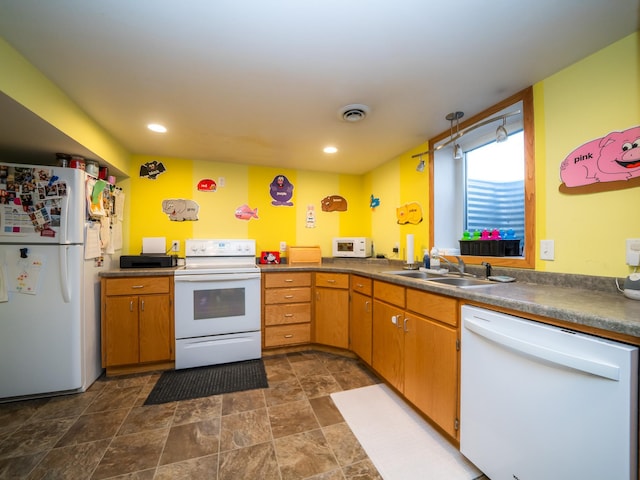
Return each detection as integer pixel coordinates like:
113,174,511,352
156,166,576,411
626,238,640,266
280,241,287,253
540,239,554,261
392,242,399,254
171,240,180,252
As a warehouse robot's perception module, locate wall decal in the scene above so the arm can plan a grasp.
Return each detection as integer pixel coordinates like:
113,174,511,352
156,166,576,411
197,178,217,192
396,202,423,224
269,174,294,206
559,125,640,193
321,195,347,212
305,204,316,228
370,194,380,209
139,160,166,180
235,204,258,220
161,199,199,221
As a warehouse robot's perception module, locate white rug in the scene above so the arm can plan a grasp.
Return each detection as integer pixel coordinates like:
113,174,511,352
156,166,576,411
331,384,482,480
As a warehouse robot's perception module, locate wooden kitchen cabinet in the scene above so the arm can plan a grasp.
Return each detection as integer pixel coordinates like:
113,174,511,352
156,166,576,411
350,275,373,364
314,272,350,348
263,272,312,347
101,275,174,375
404,288,459,439
372,281,460,440
372,281,406,392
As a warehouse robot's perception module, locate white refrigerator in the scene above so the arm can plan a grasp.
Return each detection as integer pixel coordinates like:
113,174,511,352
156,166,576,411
0,163,112,400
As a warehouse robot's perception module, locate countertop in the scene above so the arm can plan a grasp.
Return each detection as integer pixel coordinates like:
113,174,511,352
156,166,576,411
100,260,640,341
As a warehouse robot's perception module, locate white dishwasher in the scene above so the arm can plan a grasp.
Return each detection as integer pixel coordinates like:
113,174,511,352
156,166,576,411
460,305,638,480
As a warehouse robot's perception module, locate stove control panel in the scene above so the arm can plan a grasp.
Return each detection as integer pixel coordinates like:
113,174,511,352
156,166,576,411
185,239,256,257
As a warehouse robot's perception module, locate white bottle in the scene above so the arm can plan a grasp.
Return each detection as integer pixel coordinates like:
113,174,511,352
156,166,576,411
430,247,440,269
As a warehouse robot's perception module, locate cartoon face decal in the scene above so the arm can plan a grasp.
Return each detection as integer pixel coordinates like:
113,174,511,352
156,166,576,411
616,137,640,169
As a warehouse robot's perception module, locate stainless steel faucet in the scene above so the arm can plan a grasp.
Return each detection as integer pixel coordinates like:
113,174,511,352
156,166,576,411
436,255,473,277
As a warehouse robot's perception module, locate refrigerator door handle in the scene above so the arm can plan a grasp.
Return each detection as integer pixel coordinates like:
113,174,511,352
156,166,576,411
62,185,71,244
59,245,71,303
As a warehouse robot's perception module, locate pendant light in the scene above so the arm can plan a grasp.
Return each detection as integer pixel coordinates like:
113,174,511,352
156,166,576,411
416,155,425,172
446,111,464,160
496,118,508,143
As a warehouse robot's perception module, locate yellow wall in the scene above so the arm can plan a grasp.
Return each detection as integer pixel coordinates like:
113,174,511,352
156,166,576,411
539,31,639,276
126,159,369,258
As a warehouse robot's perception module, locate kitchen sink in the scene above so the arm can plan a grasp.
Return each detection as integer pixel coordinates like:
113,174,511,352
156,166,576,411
425,277,493,288
383,270,445,279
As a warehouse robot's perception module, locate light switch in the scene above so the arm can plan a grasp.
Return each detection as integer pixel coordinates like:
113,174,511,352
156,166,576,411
540,240,554,261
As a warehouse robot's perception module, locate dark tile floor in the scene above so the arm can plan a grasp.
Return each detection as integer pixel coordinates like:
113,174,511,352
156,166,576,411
0,350,386,479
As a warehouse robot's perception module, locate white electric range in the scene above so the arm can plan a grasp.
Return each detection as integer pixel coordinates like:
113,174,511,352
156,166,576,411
173,239,261,369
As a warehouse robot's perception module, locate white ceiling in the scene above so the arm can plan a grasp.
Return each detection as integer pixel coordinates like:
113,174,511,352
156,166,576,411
0,1,638,175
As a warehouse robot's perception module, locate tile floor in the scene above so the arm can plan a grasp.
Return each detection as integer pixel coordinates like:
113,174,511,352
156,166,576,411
0,350,489,480
0,350,386,479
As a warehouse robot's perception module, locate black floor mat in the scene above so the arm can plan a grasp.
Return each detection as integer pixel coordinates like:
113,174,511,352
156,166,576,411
144,359,268,405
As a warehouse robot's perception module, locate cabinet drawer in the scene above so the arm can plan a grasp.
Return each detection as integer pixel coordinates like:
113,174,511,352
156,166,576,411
264,287,311,304
264,304,311,326
406,288,458,327
350,275,372,296
315,272,349,289
373,281,405,308
264,324,311,347
264,272,312,288
105,276,170,296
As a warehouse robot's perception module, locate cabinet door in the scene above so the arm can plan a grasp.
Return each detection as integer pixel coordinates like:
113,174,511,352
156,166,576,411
350,291,372,364
104,295,139,367
315,288,349,348
404,313,459,438
372,299,404,392
139,294,172,363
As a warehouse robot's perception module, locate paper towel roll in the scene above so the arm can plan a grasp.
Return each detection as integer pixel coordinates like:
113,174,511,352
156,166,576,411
406,234,414,263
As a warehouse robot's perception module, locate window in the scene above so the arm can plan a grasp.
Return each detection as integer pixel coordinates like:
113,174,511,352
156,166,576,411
465,130,525,251
429,87,534,268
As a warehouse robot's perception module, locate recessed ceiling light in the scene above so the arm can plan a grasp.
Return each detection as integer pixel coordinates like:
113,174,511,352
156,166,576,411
147,123,167,133
323,146,338,154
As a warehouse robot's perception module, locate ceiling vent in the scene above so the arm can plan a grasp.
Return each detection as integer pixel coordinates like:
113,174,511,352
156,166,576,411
338,104,370,123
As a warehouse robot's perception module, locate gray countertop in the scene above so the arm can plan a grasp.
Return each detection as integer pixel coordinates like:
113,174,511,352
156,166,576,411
101,259,640,341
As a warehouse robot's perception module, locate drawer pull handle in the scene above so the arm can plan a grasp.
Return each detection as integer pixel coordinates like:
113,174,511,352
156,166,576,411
365,300,370,313
284,295,294,299
130,301,134,312
284,313,294,317
141,299,145,312
131,285,144,289
327,279,336,283
356,283,364,288
284,334,294,338
284,279,294,283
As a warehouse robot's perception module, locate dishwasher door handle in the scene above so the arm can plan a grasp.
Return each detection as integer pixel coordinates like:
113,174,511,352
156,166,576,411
464,317,620,381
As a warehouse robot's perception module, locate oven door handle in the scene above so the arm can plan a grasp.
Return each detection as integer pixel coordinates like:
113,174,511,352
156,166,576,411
175,273,261,282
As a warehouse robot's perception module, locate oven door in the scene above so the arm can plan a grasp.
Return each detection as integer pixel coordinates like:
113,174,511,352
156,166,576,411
174,272,261,339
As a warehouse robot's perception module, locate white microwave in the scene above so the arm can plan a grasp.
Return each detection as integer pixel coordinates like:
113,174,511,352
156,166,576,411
332,237,372,258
